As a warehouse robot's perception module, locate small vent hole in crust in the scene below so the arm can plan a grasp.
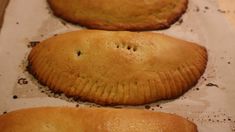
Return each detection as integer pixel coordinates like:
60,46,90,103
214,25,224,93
115,43,138,52
127,46,131,50
77,51,82,56
133,47,137,52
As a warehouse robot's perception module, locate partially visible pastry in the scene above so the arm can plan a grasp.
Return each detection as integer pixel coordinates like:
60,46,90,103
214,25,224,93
0,107,198,132
48,0,188,30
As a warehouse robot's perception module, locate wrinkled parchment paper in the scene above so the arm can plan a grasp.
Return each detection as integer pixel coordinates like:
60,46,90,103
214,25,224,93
0,0,235,131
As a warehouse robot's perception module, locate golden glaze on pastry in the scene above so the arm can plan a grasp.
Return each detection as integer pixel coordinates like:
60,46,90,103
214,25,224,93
47,0,188,30
28,30,207,105
0,107,198,132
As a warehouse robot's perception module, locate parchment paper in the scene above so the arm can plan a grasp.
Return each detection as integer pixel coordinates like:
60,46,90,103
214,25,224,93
0,0,235,131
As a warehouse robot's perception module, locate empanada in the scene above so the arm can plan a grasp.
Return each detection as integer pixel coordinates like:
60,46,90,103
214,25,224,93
47,0,188,30
28,30,207,105
0,107,198,132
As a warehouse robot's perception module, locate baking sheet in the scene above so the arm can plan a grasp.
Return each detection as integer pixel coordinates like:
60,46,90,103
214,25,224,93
0,0,235,131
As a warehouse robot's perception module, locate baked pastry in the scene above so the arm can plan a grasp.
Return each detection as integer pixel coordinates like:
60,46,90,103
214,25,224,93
28,30,207,105
47,0,188,30
0,107,198,132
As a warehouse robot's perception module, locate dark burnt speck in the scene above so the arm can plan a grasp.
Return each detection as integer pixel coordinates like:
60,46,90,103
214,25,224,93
217,9,226,13
145,105,151,109
196,7,200,12
176,19,183,25
206,83,219,88
28,41,40,48
17,78,28,85
13,95,18,99
60,21,67,26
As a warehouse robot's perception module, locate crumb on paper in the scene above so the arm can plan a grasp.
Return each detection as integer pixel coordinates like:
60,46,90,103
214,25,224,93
206,83,219,88
17,78,28,85
156,104,163,109
176,18,183,25
202,76,207,81
192,87,200,91
27,41,40,48
217,9,226,13
205,6,209,10
60,21,67,26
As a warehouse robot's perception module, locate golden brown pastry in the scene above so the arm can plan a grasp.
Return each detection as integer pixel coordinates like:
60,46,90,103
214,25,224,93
0,107,198,132
28,30,207,105
47,0,188,30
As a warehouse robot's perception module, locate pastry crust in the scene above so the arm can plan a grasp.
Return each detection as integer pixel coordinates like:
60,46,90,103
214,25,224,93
28,30,207,105
47,0,188,31
0,107,198,132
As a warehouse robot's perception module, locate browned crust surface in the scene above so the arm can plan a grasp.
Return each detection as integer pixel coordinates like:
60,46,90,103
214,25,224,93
47,0,188,31
28,30,208,105
0,107,198,132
